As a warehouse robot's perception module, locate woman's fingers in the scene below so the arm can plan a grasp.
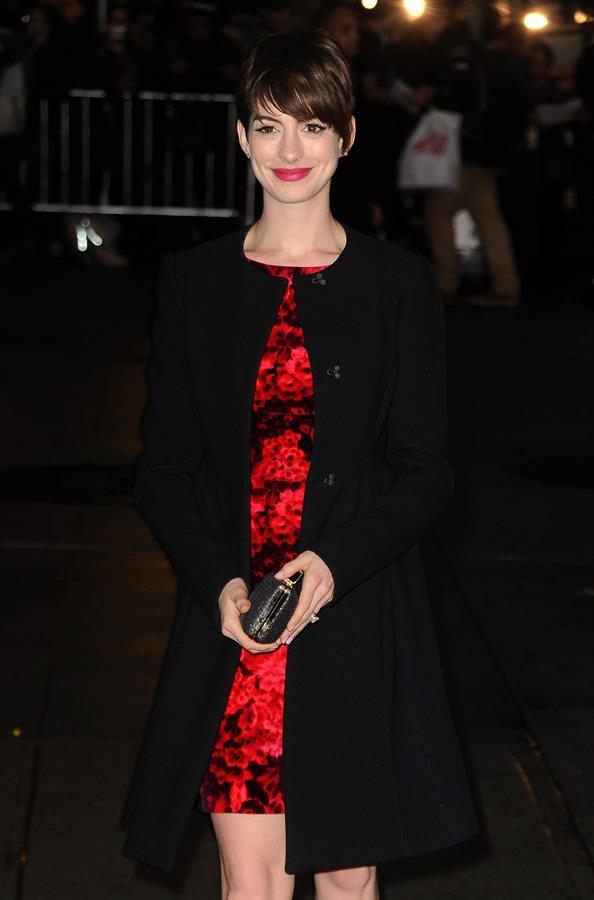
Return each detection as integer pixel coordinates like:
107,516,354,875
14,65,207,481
283,584,328,643
288,567,333,629
274,551,311,581
235,596,251,614
222,610,281,653
278,579,329,644
219,552,334,650
221,597,280,653
277,552,335,644
289,582,329,636
219,583,279,654
219,577,249,613
283,616,310,645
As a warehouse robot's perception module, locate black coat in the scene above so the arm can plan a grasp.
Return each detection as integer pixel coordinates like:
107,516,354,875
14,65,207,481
119,222,478,874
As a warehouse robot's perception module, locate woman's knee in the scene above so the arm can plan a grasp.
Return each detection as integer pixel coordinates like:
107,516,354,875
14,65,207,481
212,812,293,899
223,865,293,900
315,864,377,896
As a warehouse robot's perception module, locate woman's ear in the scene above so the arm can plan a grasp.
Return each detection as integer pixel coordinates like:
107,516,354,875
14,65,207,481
339,115,356,156
237,119,250,158
346,114,356,153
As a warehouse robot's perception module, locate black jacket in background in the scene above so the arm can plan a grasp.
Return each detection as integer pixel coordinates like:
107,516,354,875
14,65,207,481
432,23,530,168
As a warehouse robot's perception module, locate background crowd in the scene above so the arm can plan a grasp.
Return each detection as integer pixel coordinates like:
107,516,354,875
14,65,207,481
0,0,592,305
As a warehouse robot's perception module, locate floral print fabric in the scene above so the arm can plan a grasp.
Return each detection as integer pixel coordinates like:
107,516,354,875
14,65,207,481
198,258,328,814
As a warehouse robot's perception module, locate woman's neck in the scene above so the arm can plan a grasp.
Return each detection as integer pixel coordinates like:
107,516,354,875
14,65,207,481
243,209,346,268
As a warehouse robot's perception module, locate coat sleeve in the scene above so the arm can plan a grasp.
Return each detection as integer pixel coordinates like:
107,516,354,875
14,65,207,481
310,254,454,605
133,252,244,627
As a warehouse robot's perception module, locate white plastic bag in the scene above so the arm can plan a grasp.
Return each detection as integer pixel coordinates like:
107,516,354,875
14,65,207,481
398,109,462,192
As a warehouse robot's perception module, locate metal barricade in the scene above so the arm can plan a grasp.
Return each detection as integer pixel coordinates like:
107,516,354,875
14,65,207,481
3,89,255,221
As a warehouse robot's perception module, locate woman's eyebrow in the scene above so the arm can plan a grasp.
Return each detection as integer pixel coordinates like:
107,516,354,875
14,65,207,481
253,114,320,124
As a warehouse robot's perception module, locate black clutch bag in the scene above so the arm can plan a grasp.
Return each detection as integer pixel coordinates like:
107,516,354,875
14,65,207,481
240,571,304,644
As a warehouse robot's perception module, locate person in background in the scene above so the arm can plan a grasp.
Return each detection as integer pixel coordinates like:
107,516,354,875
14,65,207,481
314,1,384,233
576,26,594,117
525,39,581,289
35,0,85,26
67,2,149,266
162,2,241,93
0,23,28,258
2,5,73,259
529,39,560,104
84,2,146,95
256,0,301,35
424,1,525,306
21,3,71,98
223,0,301,58
576,27,594,296
316,0,422,236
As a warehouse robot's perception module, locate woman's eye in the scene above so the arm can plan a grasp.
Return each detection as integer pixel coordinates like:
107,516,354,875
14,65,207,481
253,123,326,134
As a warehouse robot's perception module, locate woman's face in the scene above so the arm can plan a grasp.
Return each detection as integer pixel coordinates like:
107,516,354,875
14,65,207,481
237,104,353,204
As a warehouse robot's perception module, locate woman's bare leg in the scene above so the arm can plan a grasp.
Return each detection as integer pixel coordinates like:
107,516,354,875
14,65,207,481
314,866,380,900
211,813,295,900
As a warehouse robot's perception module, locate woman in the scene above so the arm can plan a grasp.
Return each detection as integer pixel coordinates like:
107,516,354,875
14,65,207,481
120,29,478,900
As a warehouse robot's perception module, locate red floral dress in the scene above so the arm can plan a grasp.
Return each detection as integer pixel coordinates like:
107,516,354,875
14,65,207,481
198,257,328,814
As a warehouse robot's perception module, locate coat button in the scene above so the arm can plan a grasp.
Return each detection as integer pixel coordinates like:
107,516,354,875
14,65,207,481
326,364,341,379
323,472,335,486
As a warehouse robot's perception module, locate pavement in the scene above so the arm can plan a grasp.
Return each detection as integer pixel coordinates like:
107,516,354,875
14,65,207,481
0,254,592,900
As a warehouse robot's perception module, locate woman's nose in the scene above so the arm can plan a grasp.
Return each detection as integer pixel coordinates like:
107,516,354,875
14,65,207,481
278,130,302,163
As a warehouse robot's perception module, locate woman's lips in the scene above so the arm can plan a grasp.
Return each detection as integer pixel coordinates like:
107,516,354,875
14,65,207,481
271,168,312,182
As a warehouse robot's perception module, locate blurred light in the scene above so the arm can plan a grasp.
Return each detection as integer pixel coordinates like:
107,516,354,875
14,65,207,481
403,0,426,17
12,726,22,737
85,222,103,247
574,9,592,22
76,224,87,252
524,11,549,28
361,0,378,9
75,218,103,252
495,2,511,15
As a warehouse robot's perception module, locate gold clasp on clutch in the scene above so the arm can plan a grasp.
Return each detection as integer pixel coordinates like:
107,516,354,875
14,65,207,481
282,570,304,589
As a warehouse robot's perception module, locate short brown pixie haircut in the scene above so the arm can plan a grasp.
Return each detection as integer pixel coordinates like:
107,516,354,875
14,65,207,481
236,29,355,151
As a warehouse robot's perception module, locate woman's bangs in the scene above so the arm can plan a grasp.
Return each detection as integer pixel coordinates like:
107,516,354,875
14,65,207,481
251,79,336,130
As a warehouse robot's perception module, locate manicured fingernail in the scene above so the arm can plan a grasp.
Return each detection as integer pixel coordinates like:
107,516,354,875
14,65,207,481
286,634,294,645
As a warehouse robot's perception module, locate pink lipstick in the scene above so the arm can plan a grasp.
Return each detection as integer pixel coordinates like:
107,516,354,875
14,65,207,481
272,168,312,182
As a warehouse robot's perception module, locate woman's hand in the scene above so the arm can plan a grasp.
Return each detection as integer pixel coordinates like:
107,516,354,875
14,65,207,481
274,552,334,645
218,577,281,654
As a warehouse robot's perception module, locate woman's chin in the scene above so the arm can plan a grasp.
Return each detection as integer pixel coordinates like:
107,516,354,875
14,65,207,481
262,175,334,204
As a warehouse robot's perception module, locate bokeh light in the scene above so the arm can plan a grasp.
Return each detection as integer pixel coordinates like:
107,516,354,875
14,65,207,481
403,0,426,17
523,11,549,29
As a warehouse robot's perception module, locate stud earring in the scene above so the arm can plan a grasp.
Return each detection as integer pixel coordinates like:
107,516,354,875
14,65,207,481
246,151,251,159
343,149,349,156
